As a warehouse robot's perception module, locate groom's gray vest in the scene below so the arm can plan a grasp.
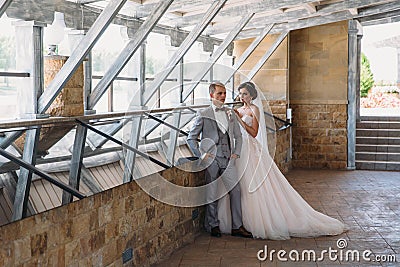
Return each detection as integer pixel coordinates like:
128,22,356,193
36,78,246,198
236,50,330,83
216,127,231,159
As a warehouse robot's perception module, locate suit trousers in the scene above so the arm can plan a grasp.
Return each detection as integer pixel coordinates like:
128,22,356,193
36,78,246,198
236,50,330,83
205,156,242,231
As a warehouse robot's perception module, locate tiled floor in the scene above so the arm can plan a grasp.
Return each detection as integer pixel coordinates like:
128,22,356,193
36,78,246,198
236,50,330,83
154,169,400,266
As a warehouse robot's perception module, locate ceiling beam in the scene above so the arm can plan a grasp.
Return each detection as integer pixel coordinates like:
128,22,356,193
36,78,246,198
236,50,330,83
303,3,317,13
174,0,319,27
207,0,398,36
0,0,13,18
360,14,400,26
236,0,400,39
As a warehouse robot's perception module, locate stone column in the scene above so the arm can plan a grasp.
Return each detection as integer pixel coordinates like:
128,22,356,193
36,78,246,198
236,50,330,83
397,48,400,88
356,33,363,122
13,21,45,118
347,20,359,170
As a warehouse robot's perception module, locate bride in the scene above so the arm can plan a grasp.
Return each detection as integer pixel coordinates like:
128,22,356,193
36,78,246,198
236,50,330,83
218,81,346,239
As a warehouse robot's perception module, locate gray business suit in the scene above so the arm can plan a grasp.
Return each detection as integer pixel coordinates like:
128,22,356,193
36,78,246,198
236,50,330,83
187,105,243,231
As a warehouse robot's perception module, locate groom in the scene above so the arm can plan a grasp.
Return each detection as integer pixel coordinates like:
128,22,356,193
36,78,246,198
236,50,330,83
187,82,252,238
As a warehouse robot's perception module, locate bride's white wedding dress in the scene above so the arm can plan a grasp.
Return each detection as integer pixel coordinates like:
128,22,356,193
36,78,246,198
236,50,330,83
218,114,346,239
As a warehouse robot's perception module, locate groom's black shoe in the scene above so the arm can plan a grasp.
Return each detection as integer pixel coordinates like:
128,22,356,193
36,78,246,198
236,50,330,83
231,226,253,238
211,226,222,238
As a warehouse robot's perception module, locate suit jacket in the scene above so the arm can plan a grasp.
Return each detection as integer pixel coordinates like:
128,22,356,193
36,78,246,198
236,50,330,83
187,105,242,159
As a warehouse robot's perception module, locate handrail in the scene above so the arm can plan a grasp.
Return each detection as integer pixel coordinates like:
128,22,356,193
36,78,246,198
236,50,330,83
0,71,30,77
76,119,170,169
0,102,292,132
0,148,86,199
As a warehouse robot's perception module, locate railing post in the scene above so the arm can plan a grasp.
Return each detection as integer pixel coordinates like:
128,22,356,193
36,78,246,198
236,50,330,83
12,128,40,221
62,124,88,205
166,107,183,165
123,111,145,182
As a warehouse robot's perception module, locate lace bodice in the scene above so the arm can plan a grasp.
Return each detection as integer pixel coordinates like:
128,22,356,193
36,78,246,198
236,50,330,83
242,114,253,127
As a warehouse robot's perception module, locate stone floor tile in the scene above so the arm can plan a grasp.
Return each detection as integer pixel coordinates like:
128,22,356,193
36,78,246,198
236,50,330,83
155,170,400,267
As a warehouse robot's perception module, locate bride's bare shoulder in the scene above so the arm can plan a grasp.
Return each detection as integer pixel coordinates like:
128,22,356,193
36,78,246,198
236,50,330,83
250,104,260,116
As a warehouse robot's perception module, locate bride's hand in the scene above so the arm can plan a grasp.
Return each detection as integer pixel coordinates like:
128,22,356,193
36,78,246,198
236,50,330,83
233,109,242,118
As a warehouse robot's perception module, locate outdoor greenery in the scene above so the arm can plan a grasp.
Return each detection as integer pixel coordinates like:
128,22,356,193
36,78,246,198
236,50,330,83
360,53,374,98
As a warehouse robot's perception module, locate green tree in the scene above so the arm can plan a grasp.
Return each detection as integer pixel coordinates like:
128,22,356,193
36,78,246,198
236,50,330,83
360,53,374,97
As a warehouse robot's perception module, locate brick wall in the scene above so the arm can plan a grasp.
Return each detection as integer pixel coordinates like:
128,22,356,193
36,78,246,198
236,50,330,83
291,104,347,169
0,167,204,266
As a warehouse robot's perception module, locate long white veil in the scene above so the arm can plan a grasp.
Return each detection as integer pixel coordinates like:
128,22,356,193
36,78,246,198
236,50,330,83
246,86,274,193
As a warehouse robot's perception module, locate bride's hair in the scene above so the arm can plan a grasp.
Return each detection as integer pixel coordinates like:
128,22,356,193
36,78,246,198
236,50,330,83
238,82,258,99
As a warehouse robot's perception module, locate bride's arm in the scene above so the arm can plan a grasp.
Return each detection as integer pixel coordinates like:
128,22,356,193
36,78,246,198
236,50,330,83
245,105,260,138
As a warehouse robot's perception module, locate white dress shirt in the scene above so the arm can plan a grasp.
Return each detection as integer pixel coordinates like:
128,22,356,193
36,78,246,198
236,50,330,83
211,103,228,134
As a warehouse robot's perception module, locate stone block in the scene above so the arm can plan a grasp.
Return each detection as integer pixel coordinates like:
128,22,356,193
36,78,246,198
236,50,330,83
14,236,31,264
30,232,48,257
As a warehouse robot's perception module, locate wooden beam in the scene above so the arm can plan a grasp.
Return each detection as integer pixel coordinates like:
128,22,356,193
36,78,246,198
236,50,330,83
357,8,400,23
303,3,317,13
181,13,254,102
12,128,40,221
174,0,318,27
62,124,88,204
360,15,400,26
0,0,13,17
349,8,358,15
37,0,128,114
247,30,288,80
88,0,173,109
237,9,350,39
209,0,397,36
142,0,228,105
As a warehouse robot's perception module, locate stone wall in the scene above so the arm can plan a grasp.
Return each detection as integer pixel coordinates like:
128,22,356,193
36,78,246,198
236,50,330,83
0,167,204,266
268,100,291,173
234,34,288,100
291,104,347,169
289,21,349,169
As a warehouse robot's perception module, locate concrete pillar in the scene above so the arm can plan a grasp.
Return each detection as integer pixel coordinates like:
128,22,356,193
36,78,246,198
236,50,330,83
347,20,359,170
356,34,363,122
13,21,45,118
397,48,400,88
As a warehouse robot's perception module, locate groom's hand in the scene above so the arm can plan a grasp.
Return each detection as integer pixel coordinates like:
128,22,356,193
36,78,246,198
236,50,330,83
230,154,239,159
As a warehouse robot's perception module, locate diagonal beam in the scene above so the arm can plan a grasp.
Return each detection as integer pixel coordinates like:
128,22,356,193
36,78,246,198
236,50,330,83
222,24,274,84
181,13,254,102
247,30,289,81
0,0,12,18
12,128,40,221
37,0,128,114
142,0,228,105
88,0,174,109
